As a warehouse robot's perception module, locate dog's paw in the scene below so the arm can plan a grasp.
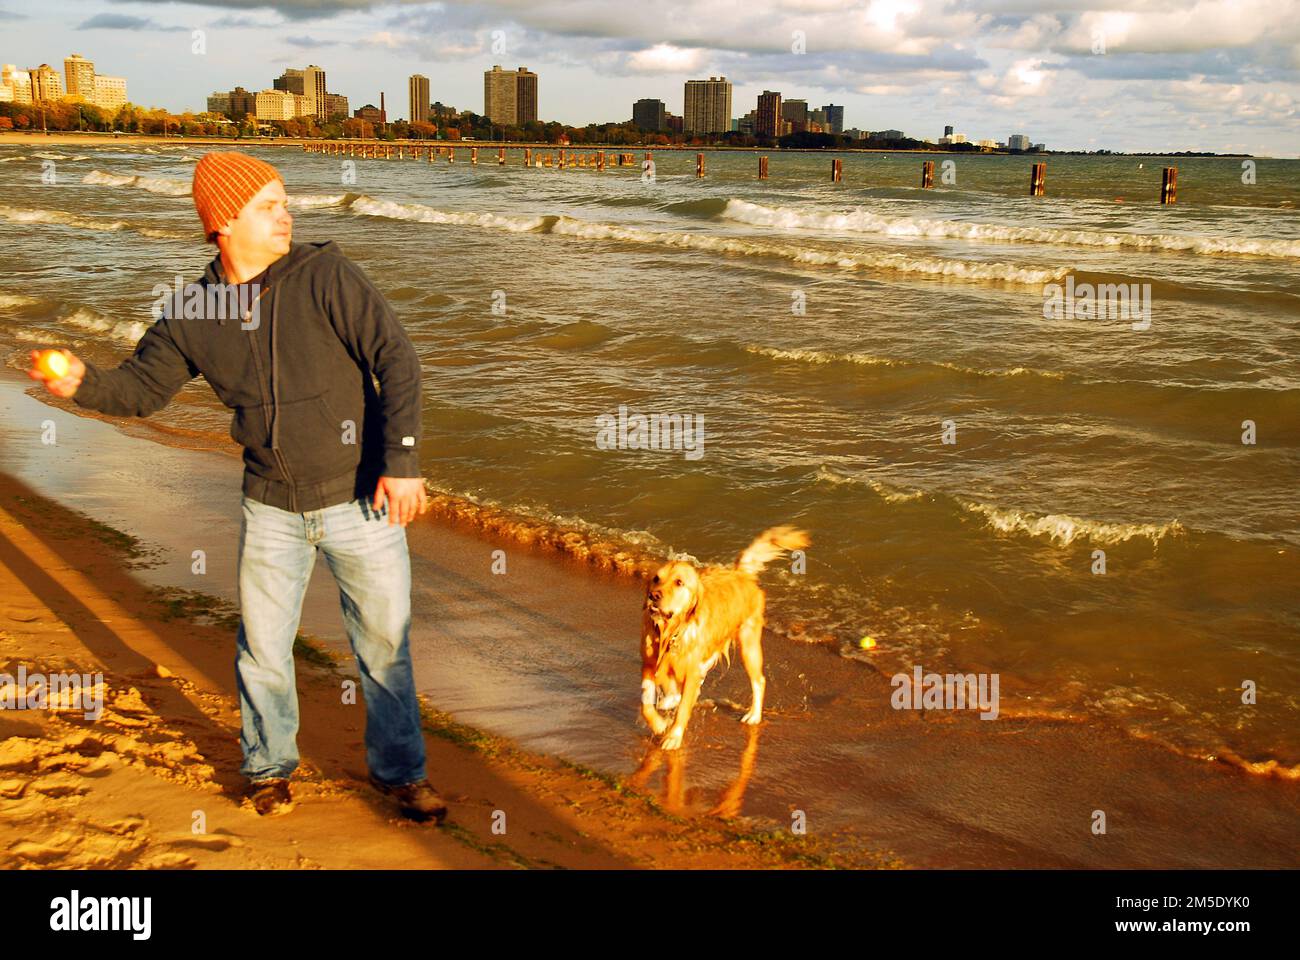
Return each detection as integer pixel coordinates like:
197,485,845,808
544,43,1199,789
659,693,681,711
660,730,683,751
740,708,762,725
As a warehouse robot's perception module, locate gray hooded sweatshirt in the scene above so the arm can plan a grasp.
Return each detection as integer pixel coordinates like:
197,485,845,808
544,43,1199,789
73,240,423,513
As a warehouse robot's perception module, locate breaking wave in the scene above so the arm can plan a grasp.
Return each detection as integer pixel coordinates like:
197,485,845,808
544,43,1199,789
721,198,1300,260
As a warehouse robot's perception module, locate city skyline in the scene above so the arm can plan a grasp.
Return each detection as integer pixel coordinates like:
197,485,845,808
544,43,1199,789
0,0,1295,155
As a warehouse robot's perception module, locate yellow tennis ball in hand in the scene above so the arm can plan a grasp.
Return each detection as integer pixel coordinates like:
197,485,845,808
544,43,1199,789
36,350,70,380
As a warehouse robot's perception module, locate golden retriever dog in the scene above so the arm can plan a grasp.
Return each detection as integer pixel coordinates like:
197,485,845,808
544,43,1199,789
640,526,809,751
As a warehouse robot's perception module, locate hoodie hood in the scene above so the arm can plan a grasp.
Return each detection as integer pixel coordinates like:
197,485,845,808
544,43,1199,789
203,239,336,290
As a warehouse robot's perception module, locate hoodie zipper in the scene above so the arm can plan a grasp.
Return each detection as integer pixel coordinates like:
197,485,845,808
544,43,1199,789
265,286,299,513
240,277,297,513
217,244,333,515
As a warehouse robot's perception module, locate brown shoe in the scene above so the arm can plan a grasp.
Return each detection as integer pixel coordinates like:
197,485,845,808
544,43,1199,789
369,775,448,823
247,778,294,817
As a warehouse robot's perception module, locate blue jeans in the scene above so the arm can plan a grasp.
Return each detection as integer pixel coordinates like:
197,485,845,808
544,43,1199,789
234,494,427,785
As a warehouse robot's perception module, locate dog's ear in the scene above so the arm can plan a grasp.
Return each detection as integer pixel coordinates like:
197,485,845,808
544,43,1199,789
681,585,700,625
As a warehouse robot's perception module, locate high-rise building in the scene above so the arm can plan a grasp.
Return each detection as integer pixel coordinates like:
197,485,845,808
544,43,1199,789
633,98,666,132
29,64,63,102
63,54,95,100
273,68,305,95
409,74,430,124
303,64,326,119
255,89,312,121
683,76,732,135
323,93,348,120
515,67,537,124
207,92,232,115
431,101,457,119
756,90,782,139
484,65,516,125
944,124,954,137
821,104,844,134
0,64,33,103
781,98,808,133
229,87,256,119
485,65,537,126
93,74,127,112
1008,133,1031,151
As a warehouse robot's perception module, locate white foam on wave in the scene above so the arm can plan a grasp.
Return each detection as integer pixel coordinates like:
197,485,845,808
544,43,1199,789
547,216,1066,284
721,198,1300,260
60,306,151,344
961,499,1184,546
747,345,1066,379
0,203,187,240
350,194,546,232
812,465,1184,545
335,195,1063,285
82,169,190,196
0,293,40,311
813,466,927,503
289,193,351,209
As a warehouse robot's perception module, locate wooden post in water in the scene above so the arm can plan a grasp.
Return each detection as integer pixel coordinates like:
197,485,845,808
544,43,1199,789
597,150,605,171
832,157,842,182
471,147,478,165
499,147,506,165
524,147,532,166
448,147,454,163
696,153,705,177
921,160,934,188
1029,161,1046,196
1161,166,1177,204
759,156,769,179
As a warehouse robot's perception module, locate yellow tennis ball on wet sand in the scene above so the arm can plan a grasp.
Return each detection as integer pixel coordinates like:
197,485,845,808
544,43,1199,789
35,350,70,380
858,636,877,650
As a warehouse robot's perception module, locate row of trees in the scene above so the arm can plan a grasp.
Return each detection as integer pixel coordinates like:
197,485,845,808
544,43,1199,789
2,99,1026,151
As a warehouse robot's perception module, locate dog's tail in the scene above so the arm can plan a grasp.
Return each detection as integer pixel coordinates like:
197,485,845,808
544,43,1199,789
736,526,810,577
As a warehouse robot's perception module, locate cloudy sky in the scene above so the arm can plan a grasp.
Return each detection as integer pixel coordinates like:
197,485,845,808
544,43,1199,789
3,0,1298,154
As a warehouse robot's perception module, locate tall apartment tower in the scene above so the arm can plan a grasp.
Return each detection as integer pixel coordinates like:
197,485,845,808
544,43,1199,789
1,64,34,104
63,54,95,100
781,98,808,133
944,124,954,137
756,90,782,139
484,65,537,126
409,74,430,123
683,76,732,135
821,103,844,134
274,68,305,94
514,67,537,124
633,98,667,131
303,64,327,119
29,64,63,102
484,65,515,124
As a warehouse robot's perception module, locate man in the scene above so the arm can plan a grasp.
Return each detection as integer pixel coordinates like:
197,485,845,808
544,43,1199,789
28,151,447,823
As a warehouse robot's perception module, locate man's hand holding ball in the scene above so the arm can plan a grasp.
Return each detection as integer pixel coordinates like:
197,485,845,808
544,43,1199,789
28,349,85,398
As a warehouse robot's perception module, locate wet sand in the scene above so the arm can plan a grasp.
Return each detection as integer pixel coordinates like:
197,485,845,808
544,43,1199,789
1,368,1297,868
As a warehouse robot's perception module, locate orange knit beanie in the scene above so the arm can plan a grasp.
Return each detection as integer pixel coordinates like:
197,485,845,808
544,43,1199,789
192,152,284,242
